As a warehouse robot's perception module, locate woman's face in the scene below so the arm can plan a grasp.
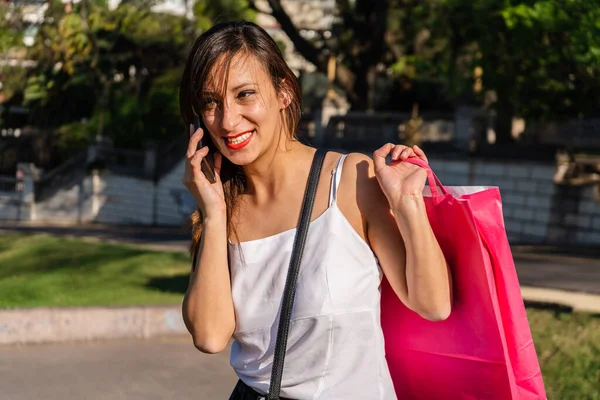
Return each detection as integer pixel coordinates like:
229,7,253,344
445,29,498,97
200,53,288,166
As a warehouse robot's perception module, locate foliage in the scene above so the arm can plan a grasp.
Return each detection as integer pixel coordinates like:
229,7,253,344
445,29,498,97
261,0,600,136
20,1,191,148
0,4,25,54
0,0,259,152
0,3,28,107
415,0,600,142
3,0,599,150
496,0,600,119
193,0,257,31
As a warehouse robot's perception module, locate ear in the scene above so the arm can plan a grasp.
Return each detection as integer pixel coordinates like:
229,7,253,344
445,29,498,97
279,79,292,110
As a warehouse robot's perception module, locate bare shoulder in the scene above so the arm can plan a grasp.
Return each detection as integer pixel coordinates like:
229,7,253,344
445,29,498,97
341,152,376,178
336,152,388,240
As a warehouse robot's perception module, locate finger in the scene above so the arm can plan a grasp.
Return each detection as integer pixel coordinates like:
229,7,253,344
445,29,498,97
213,152,223,180
400,147,416,160
186,127,204,158
189,147,210,181
189,146,209,169
413,145,428,163
185,146,207,176
391,145,407,161
373,143,394,171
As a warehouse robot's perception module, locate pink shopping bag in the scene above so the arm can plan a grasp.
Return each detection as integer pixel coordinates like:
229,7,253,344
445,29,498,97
381,158,546,399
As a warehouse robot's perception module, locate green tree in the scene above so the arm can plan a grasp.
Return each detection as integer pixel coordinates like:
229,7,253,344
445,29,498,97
250,0,463,112
438,0,600,143
20,0,193,148
194,0,257,31
10,0,259,150
252,0,391,111
256,0,600,143
0,4,24,55
0,3,27,103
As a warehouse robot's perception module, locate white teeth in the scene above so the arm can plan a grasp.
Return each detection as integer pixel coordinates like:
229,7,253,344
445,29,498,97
227,131,253,145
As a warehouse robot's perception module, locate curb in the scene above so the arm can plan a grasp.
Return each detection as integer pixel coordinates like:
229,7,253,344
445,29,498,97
1,287,599,346
0,305,188,346
520,286,600,313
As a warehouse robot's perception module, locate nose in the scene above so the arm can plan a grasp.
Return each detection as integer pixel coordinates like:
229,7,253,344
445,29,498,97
218,101,241,133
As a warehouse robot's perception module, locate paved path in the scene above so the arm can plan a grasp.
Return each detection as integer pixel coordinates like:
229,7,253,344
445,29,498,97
511,250,600,295
0,336,237,400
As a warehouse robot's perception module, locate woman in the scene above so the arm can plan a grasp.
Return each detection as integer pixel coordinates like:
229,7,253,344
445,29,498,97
179,20,452,399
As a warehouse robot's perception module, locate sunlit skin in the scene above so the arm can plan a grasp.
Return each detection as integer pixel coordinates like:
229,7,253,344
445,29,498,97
201,54,290,169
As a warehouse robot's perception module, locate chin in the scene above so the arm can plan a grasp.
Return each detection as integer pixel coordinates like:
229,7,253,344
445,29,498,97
226,152,257,167
222,144,260,167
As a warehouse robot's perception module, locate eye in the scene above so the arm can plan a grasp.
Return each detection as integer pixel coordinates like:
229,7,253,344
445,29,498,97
202,97,217,110
238,90,255,99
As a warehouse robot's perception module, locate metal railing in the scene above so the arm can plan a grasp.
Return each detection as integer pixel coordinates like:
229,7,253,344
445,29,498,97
321,111,455,152
108,148,147,177
156,135,188,180
0,176,23,196
34,151,87,202
515,119,600,151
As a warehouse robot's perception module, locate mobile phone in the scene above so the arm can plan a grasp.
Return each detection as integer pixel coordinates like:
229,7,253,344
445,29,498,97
193,115,217,184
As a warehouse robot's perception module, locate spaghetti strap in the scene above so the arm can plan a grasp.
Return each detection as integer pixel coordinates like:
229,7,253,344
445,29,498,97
328,154,347,207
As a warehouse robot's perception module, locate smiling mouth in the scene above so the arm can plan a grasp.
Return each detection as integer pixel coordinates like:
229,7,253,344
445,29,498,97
224,130,255,150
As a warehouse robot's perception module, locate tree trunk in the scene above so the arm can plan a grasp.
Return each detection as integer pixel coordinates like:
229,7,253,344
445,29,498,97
96,81,110,140
351,66,369,110
351,65,378,111
493,96,514,145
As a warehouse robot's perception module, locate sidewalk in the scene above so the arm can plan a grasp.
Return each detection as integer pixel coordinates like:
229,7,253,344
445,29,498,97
1,222,599,346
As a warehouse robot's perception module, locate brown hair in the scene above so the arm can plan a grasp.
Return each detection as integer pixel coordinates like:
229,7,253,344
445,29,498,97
179,20,302,259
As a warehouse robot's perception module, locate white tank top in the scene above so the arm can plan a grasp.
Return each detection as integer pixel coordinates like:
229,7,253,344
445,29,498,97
228,155,397,399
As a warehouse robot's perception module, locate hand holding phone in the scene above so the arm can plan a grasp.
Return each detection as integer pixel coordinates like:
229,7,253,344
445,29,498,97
193,116,217,184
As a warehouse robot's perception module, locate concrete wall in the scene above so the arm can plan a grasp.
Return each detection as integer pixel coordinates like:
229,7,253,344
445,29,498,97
154,158,195,226
0,160,194,227
0,193,23,221
90,160,195,226
94,173,155,225
33,176,95,224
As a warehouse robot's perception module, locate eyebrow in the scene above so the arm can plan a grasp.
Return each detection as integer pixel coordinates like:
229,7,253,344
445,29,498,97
232,82,257,91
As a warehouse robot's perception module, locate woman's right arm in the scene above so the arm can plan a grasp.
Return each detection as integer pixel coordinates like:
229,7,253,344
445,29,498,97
182,214,235,354
181,125,235,354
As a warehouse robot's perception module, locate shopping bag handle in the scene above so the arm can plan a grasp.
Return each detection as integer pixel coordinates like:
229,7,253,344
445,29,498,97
401,157,447,197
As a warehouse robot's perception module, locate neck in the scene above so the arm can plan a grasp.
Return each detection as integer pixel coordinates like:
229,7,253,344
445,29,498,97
242,133,312,204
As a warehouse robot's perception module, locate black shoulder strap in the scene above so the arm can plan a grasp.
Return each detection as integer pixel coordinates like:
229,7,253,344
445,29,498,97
267,149,327,400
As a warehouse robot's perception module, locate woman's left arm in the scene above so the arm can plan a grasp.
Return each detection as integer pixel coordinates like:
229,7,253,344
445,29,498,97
350,144,452,321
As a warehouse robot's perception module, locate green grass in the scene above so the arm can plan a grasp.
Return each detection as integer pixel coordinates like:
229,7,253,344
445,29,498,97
0,233,191,308
0,233,598,398
527,307,600,400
